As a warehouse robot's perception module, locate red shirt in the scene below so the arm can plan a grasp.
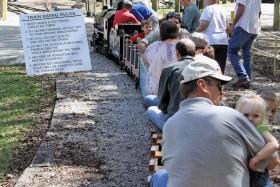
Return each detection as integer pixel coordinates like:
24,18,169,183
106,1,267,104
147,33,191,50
113,9,140,29
130,32,145,42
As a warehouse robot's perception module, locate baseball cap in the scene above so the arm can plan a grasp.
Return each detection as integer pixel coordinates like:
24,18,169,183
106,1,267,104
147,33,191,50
189,32,209,48
180,61,232,85
123,0,133,6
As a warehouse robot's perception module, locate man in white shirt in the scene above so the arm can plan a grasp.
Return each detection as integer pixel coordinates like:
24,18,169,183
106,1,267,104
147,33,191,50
227,0,262,88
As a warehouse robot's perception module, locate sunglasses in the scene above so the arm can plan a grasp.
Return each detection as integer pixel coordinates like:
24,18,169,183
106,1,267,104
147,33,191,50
202,77,223,91
166,12,181,20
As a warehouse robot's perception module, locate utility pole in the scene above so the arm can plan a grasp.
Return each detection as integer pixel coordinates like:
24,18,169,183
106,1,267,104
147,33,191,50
0,0,7,20
175,0,180,12
86,0,95,16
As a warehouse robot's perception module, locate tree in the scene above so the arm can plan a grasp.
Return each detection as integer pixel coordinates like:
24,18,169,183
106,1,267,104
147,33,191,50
273,0,280,30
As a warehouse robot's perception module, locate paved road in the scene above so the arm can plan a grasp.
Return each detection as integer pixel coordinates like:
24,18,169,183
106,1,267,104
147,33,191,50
260,3,275,28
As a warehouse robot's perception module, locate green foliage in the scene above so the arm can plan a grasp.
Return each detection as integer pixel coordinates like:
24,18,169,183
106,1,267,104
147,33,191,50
0,64,55,176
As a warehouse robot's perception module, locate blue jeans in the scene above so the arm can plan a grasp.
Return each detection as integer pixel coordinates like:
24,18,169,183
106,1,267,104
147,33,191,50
150,169,274,187
266,180,274,187
143,95,158,110
150,169,168,187
228,26,257,80
146,106,169,132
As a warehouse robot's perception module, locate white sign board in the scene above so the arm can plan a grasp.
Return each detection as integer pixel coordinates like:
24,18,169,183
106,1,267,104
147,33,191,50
20,9,92,75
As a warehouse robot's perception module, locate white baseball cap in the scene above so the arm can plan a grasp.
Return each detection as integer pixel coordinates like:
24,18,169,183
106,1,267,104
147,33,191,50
180,61,232,85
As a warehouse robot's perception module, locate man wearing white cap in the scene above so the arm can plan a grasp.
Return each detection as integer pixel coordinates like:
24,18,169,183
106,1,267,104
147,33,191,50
150,61,275,186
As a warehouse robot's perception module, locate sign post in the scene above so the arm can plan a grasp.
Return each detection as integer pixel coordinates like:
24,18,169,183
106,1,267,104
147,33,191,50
20,9,92,75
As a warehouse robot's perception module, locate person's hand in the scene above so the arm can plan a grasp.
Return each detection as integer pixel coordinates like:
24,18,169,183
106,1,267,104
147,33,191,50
136,37,141,42
229,23,235,34
142,55,148,64
249,156,260,170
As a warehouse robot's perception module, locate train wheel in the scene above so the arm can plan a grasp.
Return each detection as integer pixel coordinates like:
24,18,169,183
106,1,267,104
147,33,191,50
92,34,98,52
102,41,109,57
135,78,139,89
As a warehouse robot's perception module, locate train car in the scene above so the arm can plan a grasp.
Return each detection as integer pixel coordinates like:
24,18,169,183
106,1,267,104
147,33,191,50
91,7,116,56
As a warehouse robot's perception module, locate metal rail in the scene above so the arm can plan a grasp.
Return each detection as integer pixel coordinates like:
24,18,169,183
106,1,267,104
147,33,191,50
7,2,47,14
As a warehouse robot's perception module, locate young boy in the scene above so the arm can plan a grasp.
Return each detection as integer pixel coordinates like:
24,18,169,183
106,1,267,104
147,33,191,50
260,91,280,125
130,20,152,42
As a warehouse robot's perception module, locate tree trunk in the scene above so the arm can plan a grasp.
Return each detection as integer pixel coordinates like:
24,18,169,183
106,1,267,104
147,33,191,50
273,0,280,30
152,0,158,12
175,0,180,13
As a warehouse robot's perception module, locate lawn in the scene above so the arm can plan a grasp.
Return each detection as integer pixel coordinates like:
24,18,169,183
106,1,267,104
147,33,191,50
0,64,57,177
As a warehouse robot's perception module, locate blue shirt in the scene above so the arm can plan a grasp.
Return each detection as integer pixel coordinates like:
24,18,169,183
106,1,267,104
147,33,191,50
181,3,200,33
130,4,154,22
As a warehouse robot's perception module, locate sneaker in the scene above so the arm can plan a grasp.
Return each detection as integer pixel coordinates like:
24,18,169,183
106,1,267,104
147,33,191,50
232,78,250,88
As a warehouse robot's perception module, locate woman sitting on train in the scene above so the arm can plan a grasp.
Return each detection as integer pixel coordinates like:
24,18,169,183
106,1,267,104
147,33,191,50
137,11,190,55
143,20,179,95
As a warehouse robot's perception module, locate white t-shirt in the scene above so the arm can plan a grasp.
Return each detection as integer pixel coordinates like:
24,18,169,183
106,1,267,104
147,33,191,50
200,4,229,45
235,0,261,34
194,54,219,65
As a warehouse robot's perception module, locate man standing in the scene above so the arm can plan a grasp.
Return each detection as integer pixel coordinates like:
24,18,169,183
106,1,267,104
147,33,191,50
228,0,261,88
179,0,200,33
151,61,277,186
112,0,140,29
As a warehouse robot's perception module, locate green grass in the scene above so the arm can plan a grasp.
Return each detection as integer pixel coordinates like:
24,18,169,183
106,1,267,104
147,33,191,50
0,64,56,176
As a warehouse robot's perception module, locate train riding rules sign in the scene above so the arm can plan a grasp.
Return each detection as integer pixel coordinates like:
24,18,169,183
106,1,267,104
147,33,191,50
19,9,92,75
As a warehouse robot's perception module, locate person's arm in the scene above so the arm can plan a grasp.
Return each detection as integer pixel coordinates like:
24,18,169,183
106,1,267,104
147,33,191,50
130,15,140,24
195,20,209,32
130,35,138,42
196,6,210,33
226,19,230,37
229,3,245,33
137,41,147,54
234,115,274,172
249,132,279,170
137,29,160,54
267,152,280,170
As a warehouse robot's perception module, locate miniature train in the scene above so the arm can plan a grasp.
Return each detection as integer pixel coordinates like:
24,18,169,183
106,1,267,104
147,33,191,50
91,6,147,93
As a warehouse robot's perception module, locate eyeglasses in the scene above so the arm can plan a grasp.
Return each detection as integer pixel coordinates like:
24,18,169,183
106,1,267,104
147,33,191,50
166,12,181,20
202,77,223,91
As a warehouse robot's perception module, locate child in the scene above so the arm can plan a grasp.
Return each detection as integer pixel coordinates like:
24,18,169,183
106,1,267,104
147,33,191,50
259,91,280,125
130,20,152,42
203,45,215,60
236,93,279,186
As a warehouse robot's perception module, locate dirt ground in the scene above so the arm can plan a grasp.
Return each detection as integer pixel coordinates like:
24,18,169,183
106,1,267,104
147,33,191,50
1,0,280,186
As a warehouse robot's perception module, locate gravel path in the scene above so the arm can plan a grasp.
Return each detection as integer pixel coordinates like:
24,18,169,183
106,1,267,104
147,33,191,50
15,48,151,186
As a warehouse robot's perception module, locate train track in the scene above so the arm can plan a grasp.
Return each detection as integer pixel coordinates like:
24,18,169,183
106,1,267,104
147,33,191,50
7,2,48,14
